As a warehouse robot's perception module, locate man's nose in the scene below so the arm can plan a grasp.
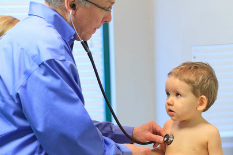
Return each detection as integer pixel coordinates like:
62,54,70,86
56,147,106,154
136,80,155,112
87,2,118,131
103,12,112,23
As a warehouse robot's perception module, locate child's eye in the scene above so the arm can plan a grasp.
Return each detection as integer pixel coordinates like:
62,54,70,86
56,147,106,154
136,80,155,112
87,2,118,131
166,92,170,97
176,93,181,97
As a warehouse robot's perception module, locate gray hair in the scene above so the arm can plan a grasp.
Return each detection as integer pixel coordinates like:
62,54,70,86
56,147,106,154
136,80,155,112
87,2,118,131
45,0,89,8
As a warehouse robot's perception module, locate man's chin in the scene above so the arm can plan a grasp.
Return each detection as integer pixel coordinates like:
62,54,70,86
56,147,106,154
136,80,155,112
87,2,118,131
82,33,93,41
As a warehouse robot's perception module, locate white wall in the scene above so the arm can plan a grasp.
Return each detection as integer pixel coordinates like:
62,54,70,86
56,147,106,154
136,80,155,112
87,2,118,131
111,0,156,127
112,0,233,153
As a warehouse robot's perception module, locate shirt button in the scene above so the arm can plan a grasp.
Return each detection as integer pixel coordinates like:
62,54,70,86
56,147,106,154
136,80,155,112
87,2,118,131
71,36,74,39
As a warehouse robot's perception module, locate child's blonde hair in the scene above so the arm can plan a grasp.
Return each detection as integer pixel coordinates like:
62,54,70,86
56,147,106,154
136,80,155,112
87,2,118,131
0,15,19,37
168,62,218,112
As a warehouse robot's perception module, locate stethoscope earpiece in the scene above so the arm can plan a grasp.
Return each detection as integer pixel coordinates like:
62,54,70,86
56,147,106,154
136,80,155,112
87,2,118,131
71,4,76,10
163,134,174,145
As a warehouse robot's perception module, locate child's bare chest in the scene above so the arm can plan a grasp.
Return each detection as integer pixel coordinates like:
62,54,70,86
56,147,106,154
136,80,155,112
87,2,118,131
165,128,208,155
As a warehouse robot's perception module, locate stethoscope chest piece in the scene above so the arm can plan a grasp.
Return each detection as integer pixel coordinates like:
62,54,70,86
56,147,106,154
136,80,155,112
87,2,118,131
163,134,174,145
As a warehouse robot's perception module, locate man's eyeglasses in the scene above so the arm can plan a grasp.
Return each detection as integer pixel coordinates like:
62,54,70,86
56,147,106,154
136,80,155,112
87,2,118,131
84,0,112,15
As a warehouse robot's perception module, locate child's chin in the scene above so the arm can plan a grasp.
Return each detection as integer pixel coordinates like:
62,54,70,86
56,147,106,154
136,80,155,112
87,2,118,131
170,117,180,121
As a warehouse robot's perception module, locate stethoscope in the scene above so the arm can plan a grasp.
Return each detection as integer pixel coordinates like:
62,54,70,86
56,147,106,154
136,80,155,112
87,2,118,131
70,4,174,146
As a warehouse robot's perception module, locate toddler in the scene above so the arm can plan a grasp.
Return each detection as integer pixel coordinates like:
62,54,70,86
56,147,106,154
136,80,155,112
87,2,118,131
151,62,223,155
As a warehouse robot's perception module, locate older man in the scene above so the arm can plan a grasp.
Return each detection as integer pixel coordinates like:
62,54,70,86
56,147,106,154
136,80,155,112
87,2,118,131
0,0,165,154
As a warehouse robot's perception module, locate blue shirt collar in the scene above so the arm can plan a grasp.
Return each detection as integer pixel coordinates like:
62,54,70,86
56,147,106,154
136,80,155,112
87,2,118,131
28,2,77,46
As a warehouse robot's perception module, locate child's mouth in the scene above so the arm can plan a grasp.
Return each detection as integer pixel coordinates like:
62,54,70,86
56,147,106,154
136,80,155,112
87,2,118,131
168,109,175,115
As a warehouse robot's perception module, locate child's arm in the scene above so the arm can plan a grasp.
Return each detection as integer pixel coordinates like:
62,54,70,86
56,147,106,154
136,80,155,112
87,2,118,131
208,126,223,155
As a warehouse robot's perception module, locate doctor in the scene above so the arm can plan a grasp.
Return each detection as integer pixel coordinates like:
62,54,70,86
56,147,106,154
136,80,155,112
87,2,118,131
0,0,166,154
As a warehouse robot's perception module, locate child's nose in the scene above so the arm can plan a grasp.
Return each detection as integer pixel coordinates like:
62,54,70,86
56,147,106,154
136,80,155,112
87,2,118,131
166,98,174,106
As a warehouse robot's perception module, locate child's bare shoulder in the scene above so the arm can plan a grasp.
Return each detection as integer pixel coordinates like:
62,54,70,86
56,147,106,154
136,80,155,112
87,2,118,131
202,121,223,154
202,121,220,136
163,119,174,130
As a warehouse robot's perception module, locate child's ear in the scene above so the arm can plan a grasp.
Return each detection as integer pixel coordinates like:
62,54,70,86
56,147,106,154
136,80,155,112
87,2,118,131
197,95,207,111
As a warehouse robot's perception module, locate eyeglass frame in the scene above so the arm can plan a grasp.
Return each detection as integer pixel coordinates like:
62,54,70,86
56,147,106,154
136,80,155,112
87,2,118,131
83,0,112,14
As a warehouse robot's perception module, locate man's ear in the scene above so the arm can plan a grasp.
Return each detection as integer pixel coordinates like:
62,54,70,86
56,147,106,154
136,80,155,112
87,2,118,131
197,95,207,111
65,0,77,12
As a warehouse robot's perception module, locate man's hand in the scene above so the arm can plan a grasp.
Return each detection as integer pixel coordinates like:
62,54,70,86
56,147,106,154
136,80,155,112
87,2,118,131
132,121,166,148
125,144,151,155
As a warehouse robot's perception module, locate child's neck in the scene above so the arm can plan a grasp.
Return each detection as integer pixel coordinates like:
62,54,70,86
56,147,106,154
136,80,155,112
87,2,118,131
178,114,206,128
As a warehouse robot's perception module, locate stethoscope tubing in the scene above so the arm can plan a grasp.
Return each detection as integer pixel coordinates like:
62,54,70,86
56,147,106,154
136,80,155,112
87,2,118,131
70,10,154,145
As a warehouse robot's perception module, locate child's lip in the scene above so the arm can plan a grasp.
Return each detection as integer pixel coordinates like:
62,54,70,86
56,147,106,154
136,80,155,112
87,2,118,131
168,108,174,112
167,108,175,116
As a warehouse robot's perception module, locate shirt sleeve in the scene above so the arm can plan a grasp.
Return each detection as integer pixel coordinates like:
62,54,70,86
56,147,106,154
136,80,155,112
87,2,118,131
18,59,132,155
93,120,134,144
103,137,132,155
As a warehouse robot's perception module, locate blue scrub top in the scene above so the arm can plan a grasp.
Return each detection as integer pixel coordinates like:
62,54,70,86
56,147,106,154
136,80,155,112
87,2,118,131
0,2,133,155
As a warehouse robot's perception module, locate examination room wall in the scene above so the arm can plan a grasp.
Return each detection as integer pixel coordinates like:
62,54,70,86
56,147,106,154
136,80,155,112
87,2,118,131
112,0,233,153
111,0,156,127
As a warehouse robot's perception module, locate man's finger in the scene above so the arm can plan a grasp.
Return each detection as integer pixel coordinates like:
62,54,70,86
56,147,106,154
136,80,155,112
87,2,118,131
150,134,165,144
